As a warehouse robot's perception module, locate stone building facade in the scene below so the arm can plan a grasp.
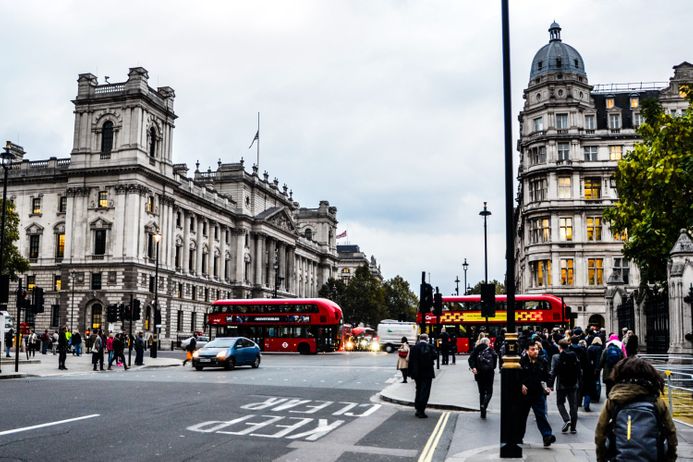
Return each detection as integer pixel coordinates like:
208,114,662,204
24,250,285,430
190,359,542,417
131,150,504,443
5,67,339,347
515,23,692,330
335,245,382,283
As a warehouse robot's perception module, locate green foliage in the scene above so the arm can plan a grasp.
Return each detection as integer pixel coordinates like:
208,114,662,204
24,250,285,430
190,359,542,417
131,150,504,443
604,87,693,285
383,275,418,321
1,201,30,278
467,279,506,295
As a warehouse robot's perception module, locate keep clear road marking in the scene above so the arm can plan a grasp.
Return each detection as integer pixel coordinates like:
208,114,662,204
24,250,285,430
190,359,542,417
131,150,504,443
0,414,100,437
418,411,450,462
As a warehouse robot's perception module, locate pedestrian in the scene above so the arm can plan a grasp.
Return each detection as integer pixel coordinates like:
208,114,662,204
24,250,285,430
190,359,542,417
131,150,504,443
549,339,580,434
51,330,58,355
440,327,450,365
72,330,82,356
468,336,497,418
585,336,603,409
40,329,50,354
600,334,625,397
106,333,114,365
625,330,638,357
58,326,68,370
396,336,410,383
85,329,94,354
408,333,436,418
449,330,457,365
183,335,197,366
92,329,105,371
4,327,13,357
108,333,128,370
135,332,145,366
594,357,677,461
519,341,555,447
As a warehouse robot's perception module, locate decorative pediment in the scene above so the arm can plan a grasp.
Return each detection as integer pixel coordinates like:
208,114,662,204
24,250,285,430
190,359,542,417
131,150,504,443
257,207,296,233
90,217,113,230
25,223,44,235
54,222,66,234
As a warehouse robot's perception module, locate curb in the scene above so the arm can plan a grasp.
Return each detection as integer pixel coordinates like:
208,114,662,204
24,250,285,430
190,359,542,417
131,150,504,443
0,373,36,380
141,363,181,369
378,393,478,412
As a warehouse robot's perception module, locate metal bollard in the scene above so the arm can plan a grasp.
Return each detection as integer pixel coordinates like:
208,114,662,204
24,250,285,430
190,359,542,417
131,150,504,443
665,370,673,416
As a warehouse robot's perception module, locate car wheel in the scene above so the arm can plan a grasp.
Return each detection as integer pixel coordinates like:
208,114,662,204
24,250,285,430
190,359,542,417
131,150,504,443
195,366,203,371
252,355,261,368
224,358,235,370
384,344,394,353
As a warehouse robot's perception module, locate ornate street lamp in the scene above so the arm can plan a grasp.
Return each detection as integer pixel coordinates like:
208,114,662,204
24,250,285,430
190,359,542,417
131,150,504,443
150,231,161,358
479,203,491,285
462,258,469,295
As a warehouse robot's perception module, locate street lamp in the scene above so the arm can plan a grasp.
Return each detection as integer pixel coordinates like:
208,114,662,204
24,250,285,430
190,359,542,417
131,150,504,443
479,203,491,284
454,275,460,296
273,250,284,298
462,258,469,295
70,270,76,332
150,231,161,358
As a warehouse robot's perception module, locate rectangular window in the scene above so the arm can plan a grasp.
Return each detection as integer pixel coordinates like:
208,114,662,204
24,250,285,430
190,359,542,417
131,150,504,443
587,258,604,285
630,96,639,109
51,304,60,327
214,226,219,240
609,113,621,129
633,112,643,128
226,230,230,244
191,286,197,301
201,253,207,274
585,114,596,130
145,196,154,214
190,218,195,233
558,176,572,199
529,146,546,165
176,212,182,227
213,255,219,277
191,312,197,332
202,222,207,237
584,177,601,200
559,217,573,241
94,229,106,255
557,142,570,161
560,259,574,286
613,227,628,241
175,246,181,268
177,310,183,331
31,197,41,215
29,235,40,259
584,146,598,161
613,257,630,284
586,217,603,241
529,217,550,244
54,275,62,291
188,250,195,273
224,258,230,280
533,117,544,132
149,275,155,293
609,145,622,161
556,113,568,129
606,97,615,109
59,196,67,213
27,275,36,291
531,260,552,287
98,191,108,208
56,233,65,259
204,288,209,302
91,272,102,290
529,178,547,202
178,282,183,298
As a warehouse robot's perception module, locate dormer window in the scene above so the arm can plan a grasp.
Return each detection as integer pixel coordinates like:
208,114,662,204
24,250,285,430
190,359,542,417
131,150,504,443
556,57,562,68
606,97,615,109
630,96,639,108
537,61,543,70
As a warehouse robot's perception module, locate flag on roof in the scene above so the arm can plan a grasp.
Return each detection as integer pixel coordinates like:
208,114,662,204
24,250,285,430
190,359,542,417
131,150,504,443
336,230,347,239
248,130,259,149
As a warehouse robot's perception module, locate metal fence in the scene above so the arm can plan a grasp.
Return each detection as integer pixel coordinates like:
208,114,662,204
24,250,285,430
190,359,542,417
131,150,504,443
640,354,693,426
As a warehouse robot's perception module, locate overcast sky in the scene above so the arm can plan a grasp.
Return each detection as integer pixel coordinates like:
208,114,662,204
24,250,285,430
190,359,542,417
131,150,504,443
1,1,691,295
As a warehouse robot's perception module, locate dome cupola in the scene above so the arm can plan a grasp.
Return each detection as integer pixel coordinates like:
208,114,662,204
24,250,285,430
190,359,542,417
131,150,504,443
529,22,586,81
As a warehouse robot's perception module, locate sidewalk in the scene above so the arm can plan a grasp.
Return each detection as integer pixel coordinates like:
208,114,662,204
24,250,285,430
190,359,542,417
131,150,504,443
0,351,180,379
380,355,693,461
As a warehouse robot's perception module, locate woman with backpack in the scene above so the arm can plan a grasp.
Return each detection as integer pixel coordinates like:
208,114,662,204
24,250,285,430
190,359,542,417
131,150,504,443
600,334,625,396
594,357,677,461
468,336,497,418
396,337,410,383
586,336,604,407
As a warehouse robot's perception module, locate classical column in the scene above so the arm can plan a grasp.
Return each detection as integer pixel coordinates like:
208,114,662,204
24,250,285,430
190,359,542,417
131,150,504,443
182,212,190,274
254,234,264,286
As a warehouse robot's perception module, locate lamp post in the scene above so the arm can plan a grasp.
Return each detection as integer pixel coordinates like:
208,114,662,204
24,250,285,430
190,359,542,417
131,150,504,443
462,258,469,295
479,203,491,285
150,231,161,358
454,276,460,296
70,270,76,332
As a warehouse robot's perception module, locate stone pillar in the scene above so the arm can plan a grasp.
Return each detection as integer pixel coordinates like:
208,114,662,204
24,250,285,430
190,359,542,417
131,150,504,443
182,212,190,274
254,234,264,286
668,229,693,354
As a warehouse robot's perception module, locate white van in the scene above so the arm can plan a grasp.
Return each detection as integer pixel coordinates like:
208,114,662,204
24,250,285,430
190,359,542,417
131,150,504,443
376,320,418,353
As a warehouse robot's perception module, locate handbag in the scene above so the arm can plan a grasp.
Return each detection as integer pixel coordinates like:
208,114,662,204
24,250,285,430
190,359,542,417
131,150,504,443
398,349,408,358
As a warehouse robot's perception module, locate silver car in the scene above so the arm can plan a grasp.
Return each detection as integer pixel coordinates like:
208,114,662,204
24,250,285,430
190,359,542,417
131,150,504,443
181,335,209,350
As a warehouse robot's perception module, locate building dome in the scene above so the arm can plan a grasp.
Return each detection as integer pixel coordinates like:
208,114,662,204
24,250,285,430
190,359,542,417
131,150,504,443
529,22,586,80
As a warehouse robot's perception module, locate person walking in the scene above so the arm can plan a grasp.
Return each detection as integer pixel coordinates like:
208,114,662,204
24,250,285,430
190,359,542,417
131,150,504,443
595,357,677,461
519,341,555,447
549,339,581,433
396,337,410,383
40,329,50,355
106,333,114,365
26,330,38,358
449,330,457,365
624,330,638,357
183,335,197,366
51,330,58,355
408,334,436,418
468,336,497,418
585,336,604,408
600,334,625,397
134,332,145,366
440,327,450,365
58,326,68,370
72,330,82,356
108,333,128,370
92,329,105,371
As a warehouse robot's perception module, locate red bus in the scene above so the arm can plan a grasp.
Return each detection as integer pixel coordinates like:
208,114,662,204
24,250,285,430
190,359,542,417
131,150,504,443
416,294,568,353
207,298,343,354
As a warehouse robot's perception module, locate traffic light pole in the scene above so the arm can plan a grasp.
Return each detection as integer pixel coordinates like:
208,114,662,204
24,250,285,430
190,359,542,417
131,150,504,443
128,293,134,367
14,280,22,372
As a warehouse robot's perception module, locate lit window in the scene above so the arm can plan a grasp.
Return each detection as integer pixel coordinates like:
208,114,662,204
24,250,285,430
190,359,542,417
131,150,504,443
558,176,572,199
29,235,40,259
56,233,65,258
587,258,604,285
608,114,621,129
557,143,570,161
531,260,552,287
32,197,42,215
606,97,615,109
633,112,643,128
533,117,544,132
612,227,628,241
54,275,62,291
556,113,569,129
145,196,154,213
559,217,573,241
609,145,623,160
585,115,596,130
560,259,574,286
584,177,601,200
584,146,598,161
630,96,639,109
27,275,36,291
586,217,603,241
98,191,108,208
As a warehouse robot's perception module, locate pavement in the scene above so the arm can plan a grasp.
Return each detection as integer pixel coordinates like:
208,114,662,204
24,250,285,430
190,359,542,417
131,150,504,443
0,350,180,378
380,354,693,461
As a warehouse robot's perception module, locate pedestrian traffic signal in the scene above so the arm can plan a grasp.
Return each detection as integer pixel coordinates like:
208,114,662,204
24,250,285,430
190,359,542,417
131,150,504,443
480,283,495,318
32,287,45,313
419,282,433,314
119,303,128,321
154,309,161,326
433,291,443,317
132,299,141,321
107,304,119,322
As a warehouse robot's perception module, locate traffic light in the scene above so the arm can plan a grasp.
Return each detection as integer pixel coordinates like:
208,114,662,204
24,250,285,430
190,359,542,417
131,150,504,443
132,299,141,321
154,309,161,326
107,304,119,322
0,274,9,303
32,287,45,313
419,282,433,314
119,303,128,321
433,291,443,317
480,283,495,318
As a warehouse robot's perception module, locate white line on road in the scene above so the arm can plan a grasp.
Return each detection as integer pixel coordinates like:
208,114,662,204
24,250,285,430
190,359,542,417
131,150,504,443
0,414,100,437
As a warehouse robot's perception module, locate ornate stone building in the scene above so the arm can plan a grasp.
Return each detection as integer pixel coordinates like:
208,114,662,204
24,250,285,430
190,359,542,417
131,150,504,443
6,67,339,347
335,244,382,283
515,23,692,330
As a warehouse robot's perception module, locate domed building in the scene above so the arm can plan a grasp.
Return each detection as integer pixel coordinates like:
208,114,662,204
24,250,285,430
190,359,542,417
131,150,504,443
514,23,692,351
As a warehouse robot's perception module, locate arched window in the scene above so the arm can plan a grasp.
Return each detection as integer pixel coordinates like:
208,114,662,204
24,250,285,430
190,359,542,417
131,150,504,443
149,127,157,158
101,121,114,156
91,304,103,329
304,229,312,240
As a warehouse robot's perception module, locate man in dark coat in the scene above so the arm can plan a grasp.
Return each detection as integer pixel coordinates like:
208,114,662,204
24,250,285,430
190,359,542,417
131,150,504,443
108,333,128,370
440,328,450,365
468,336,497,418
135,332,145,366
58,326,68,370
408,334,436,418
519,340,555,447
549,339,581,433
625,330,638,357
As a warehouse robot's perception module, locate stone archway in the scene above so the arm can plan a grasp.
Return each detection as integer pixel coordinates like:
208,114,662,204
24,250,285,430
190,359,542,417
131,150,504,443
588,314,605,329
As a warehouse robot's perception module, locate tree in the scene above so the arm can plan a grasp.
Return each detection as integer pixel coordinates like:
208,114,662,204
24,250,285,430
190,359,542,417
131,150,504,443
468,279,506,295
1,200,30,279
318,278,347,305
383,275,418,321
338,265,386,326
604,89,693,285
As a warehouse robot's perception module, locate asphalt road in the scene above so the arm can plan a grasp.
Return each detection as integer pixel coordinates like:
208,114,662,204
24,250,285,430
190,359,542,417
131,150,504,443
0,352,454,461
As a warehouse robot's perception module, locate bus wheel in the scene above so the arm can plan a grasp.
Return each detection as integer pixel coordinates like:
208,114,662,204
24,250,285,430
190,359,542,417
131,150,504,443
384,344,395,353
298,343,310,355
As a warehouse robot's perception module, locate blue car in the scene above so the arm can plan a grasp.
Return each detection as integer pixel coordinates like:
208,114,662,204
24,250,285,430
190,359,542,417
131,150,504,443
192,337,261,371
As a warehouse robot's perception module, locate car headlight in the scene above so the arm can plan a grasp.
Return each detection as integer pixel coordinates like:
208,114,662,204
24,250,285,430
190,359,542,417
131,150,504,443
216,351,227,361
370,341,380,352
346,341,354,351
192,351,200,359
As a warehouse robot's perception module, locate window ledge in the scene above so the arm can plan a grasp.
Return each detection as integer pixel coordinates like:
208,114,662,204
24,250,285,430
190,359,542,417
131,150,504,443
29,212,43,217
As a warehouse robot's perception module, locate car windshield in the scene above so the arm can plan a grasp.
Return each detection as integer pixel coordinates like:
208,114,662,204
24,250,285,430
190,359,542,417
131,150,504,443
204,338,236,349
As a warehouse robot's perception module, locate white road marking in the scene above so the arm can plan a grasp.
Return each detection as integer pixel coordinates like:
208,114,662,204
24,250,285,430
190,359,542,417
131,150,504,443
0,414,100,437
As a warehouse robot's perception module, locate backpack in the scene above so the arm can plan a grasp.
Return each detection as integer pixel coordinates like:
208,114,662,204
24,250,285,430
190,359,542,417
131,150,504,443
478,347,495,371
605,344,623,368
607,398,664,461
556,351,579,387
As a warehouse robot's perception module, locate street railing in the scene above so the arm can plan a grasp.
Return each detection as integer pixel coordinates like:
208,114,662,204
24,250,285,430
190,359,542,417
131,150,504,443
640,354,693,425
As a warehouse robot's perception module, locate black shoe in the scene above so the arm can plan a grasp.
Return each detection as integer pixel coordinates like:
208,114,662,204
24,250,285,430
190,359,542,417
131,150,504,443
415,412,428,418
584,406,591,412
561,421,571,433
543,435,556,447
480,408,486,419
570,428,577,434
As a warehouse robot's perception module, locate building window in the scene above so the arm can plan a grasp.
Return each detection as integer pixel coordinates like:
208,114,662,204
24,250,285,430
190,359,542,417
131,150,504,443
175,245,181,268
59,196,67,213
583,177,601,200
94,229,107,255
149,275,155,293
54,275,62,291
91,272,102,290
213,255,219,277
528,146,546,165
190,217,195,233
609,145,622,161
304,229,313,240
204,288,209,302
586,217,603,241
529,178,547,202
630,96,639,109
560,259,574,286
533,117,544,132
51,304,60,328
558,176,572,199
26,275,36,291
633,112,643,128
176,212,182,227
191,286,197,301
225,258,230,280
55,233,65,259
177,310,183,331
201,251,208,275
559,217,573,241
614,257,630,284
98,191,108,208
149,127,157,158
202,222,207,237
556,113,568,130
101,121,114,156
191,312,197,332
584,146,598,161
178,283,183,298
557,142,570,161
529,217,550,244
214,226,219,240
28,234,40,259
608,113,621,130
585,114,596,130
32,197,42,215
531,260,552,287
606,97,615,109
188,249,195,273
227,230,231,245
91,305,102,329
587,258,604,285
145,196,154,214
613,227,628,241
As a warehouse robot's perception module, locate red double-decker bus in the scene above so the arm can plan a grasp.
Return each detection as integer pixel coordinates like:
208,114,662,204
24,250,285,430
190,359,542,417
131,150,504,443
207,298,343,354
416,294,569,353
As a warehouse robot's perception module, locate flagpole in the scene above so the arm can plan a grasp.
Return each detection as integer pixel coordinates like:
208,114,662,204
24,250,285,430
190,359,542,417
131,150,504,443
256,112,260,169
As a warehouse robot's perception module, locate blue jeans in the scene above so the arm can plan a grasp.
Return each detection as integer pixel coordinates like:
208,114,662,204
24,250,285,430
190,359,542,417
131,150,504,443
520,394,553,439
5,345,10,357
74,344,82,356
